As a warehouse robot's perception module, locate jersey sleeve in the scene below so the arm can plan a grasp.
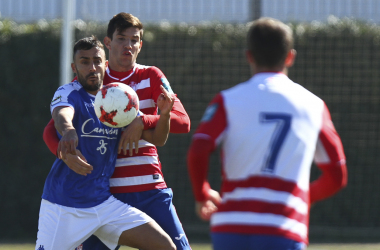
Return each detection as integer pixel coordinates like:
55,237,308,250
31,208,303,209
141,67,191,133
50,84,76,114
43,118,60,157
310,103,348,204
187,93,227,202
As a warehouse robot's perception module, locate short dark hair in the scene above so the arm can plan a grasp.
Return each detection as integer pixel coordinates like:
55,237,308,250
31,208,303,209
247,18,293,68
73,35,104,60
107,12,143,39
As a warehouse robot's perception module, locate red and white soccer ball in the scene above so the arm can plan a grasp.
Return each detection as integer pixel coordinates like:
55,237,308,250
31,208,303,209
94,82,139,128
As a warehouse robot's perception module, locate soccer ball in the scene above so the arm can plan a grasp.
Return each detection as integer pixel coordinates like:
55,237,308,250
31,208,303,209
94,82,139,128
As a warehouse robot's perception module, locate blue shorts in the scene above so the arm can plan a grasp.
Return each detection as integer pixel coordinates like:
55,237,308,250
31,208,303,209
211,233,306,250
80,188,191,250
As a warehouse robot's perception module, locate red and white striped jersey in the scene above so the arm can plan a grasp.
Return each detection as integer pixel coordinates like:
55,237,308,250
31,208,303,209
187,72,347,244
104,64,187,193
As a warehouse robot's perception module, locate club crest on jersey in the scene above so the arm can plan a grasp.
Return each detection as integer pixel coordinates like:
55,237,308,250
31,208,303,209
51,95,62,106
129,81,138,91
201,103,218,122
160,78,174,94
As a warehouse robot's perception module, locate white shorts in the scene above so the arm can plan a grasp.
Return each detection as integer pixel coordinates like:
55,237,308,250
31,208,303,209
35,196,152,250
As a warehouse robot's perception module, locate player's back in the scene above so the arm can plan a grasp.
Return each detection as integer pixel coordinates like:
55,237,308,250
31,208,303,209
213,72,325,244
221,72,323,186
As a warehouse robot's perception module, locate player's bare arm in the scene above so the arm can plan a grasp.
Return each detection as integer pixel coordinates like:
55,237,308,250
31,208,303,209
52,106,76,158
141,85,174,146
52,106,93,175
118,85,175,156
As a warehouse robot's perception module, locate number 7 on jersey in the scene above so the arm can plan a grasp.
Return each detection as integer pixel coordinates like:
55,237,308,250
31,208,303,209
259,112,292,173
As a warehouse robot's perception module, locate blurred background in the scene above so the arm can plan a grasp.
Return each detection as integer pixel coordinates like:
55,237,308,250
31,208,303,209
0,0,379,244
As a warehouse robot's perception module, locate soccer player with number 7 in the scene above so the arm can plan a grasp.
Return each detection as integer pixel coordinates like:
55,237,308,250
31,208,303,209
187,18,348,250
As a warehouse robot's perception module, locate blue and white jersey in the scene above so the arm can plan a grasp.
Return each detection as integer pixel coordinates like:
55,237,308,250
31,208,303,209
42,80,122,208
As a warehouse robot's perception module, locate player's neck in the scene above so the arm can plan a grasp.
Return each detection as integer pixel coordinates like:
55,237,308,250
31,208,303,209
108,61,135,73
108,64,135,78
251,65,288,76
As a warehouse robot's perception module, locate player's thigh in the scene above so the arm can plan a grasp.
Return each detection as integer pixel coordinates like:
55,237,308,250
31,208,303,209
35,199,98,250
212,233,306,250
118,220,176,250
94,196,155,249
141,189,191,250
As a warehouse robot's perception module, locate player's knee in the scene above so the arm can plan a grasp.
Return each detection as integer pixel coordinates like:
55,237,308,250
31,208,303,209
163,241,176,250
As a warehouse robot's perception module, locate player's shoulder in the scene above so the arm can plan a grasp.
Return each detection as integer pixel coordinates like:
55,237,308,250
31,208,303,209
221,79,251,97
55,80,82,95
135,63,164,76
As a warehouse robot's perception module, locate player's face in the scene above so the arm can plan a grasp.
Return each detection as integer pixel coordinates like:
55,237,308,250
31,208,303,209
72,47,107,95
104,27,142,72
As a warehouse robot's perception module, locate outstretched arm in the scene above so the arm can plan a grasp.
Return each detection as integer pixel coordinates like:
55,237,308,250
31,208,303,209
51,106,93,176
52,106,77,159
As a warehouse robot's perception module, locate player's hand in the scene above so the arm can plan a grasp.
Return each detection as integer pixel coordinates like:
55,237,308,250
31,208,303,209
58,128,78,160
157,85,175,116
118,116,144,156
62,149,93,176
195,189,221,221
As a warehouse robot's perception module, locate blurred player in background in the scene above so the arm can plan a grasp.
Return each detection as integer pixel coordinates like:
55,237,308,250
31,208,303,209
187,18,348,250
43,13,191,250
36,36,176,250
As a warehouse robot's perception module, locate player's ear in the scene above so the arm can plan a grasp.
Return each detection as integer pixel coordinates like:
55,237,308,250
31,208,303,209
71,63,76,73
246,50,254,64
103,36,111,50
285,49,297,68
105,60,109,68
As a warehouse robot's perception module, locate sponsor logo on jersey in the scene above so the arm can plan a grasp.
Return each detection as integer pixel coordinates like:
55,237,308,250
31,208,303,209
153,174,160,179
160,78,174,94
51,95,62,106
37,245,45,250
201,103,218,122
81,118,119,139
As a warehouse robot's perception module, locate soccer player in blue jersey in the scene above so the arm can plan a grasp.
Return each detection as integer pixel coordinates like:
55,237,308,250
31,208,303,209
35,36,176,250
44,13,191,250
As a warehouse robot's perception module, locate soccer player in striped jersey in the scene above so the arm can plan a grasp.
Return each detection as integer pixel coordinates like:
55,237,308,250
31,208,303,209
187,18,348,250
43,13,191,250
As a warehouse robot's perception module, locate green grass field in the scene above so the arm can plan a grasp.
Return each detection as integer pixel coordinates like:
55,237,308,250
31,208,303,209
3,243,380,250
